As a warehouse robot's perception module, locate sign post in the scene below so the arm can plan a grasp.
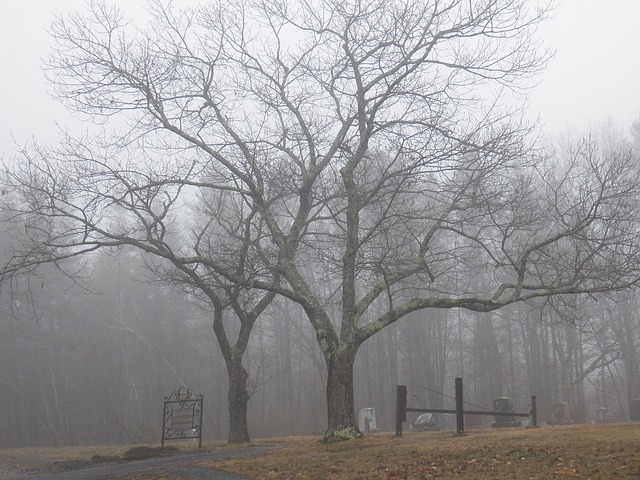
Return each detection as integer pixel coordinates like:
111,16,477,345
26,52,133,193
161,387,203,448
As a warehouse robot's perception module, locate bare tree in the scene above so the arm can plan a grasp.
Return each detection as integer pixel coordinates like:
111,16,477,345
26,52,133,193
3,0,640,442
159,187,277,443
2,138,276,443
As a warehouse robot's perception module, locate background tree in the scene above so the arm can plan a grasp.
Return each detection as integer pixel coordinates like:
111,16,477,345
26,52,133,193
159,188,278,442
3,0,640,443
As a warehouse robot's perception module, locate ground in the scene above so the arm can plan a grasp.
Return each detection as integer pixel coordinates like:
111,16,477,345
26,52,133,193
1,424,639,479
0,441,272,479
209,424,640,479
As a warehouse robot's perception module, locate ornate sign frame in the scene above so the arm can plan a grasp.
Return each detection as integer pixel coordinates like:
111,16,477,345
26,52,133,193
161,387,203,448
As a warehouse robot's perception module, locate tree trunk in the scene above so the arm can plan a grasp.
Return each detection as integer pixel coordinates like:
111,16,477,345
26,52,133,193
211,299,259,444
227,359,251,443
324,348,361,442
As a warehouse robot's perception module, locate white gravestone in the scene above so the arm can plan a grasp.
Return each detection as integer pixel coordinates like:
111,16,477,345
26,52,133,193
358,407,377,433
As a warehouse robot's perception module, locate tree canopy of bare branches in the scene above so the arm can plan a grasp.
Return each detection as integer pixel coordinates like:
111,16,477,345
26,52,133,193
3,0,640,441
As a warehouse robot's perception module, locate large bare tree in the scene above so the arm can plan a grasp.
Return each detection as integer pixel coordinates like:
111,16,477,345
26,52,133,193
3,0,640,442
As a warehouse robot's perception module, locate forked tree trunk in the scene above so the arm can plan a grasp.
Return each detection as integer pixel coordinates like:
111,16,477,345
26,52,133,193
324,347,361,442
211,301,254,444
226,358,251,443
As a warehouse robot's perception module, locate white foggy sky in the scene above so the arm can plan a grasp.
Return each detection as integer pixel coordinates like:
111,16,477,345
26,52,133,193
1,0,639,158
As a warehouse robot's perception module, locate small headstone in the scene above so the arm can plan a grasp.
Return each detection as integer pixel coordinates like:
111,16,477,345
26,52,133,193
358,407,377,433
550,401,573,425
491,397,521,428
595,407,607,423
410,412,439,432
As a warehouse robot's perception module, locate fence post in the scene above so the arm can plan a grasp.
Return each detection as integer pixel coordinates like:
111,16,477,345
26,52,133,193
395,385,407,437
531,395,537,428
455,377,464,435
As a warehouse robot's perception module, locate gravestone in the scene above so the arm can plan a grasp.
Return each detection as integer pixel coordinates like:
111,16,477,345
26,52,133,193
491,397,521,428
358,407,377,433
550,401,573,425
410,412,439,432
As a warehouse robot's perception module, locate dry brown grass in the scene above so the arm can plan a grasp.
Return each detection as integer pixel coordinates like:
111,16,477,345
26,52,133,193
0,443,121,475
203,424,640,479
2,425,640,479
0,440,222,477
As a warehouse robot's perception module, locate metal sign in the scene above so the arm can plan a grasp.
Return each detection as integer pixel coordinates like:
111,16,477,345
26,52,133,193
161,387,203,448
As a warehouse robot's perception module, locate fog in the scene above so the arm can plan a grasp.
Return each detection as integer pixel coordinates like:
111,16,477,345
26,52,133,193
2,251,638,446
2,0,640,155
1,0,640,448
530,0,640,133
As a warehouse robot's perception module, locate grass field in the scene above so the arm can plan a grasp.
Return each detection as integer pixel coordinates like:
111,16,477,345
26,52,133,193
206,424,640,479
1,424,639,479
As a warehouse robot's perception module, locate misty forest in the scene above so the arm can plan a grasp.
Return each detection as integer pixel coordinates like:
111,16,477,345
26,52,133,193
2,0,640,448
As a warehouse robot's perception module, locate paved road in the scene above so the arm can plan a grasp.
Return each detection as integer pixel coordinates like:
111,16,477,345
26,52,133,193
8,446,274,480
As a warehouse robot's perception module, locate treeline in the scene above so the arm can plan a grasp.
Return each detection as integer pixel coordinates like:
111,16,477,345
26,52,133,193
4,0,640,445
1,251,638,447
